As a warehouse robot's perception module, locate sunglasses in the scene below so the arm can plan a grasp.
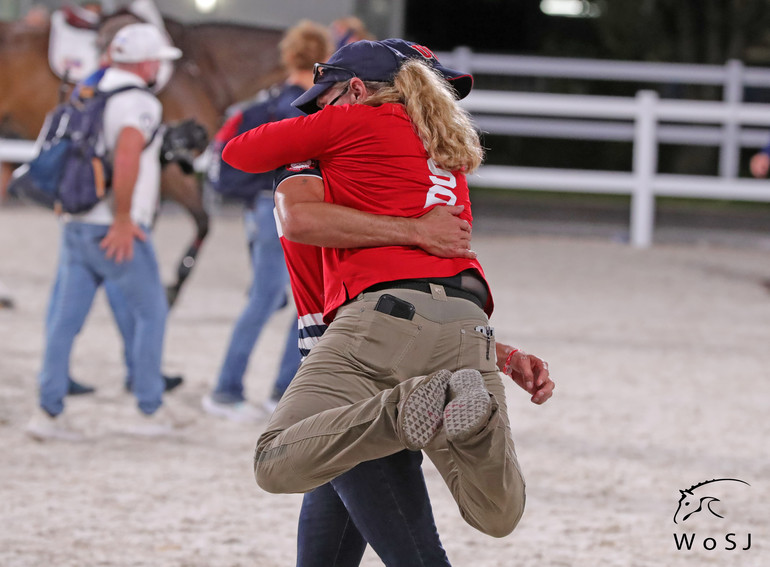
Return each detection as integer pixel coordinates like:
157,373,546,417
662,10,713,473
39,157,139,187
313,63,357,85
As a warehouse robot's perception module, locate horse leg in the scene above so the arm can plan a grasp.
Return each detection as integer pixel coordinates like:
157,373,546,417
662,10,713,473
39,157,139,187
0,162,12,204
159,163,210,307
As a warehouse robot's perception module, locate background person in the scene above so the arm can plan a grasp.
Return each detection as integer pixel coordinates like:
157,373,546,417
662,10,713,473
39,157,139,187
37,14,185,398
201,20,332,422
26,23,186,440
750,142,770,178
329,15,375,50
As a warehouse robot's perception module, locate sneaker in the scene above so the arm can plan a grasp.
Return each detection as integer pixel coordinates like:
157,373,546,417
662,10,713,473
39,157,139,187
67,377,96,396
443,369,492,443
25,408,85,442
398,369,452,450
122,405,193,437
201,395,265,423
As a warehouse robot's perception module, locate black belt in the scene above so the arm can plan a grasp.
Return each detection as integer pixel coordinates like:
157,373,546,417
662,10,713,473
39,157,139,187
362,270,488,310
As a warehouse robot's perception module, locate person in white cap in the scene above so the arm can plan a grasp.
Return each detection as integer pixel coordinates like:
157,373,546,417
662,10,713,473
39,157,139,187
27,23,186,440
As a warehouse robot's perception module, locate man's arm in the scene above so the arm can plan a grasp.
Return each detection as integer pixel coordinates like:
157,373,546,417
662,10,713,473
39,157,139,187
100,126,146,263
274,175,475,259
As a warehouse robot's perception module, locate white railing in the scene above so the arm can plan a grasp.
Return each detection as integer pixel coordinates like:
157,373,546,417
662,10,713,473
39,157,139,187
4,76,770,248
435,49,770,91
461,89,770,247
0,139,36,163
437,49,770,179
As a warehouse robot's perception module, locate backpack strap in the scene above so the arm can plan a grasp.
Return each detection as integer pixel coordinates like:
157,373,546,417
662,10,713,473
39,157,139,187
144,124,163,150
98,84,151,98
95,84,158,148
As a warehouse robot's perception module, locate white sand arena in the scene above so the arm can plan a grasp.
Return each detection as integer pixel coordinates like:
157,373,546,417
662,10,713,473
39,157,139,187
1,203,767,566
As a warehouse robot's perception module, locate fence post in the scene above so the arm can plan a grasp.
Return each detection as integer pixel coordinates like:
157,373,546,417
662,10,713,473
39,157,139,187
452,46,473,74
720,59,744,179
631,90,658,248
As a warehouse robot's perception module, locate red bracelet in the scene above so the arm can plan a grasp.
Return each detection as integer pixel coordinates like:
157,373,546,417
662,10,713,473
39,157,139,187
503,348,519,375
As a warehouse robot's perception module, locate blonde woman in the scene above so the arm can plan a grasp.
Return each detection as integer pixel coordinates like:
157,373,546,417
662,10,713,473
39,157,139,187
225,40,553,539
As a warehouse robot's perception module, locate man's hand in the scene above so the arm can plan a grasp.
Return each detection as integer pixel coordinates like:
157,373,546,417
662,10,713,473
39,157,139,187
105,126,144,263
750,152,770,178
100,217,146,263
496,342,554,405
414,205,475,259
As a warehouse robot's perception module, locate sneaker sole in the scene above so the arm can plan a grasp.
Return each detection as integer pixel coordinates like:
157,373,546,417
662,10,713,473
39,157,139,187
400,369,452,450
444,369,492,443
25,426,85,442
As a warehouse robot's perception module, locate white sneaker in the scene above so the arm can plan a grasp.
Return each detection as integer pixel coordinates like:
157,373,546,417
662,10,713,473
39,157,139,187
25,408,85,442
201,395,265,423
123,405,192,437
261,398,279,415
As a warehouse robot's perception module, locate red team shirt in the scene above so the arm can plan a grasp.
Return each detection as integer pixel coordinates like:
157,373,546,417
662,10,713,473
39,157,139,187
273,163,327,357
224,102,493,322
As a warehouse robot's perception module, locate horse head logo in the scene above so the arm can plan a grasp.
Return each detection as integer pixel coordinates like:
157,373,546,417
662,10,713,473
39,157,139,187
673,478,750,524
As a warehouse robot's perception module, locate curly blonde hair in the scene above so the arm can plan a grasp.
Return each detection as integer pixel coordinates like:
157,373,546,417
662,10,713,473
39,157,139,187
362,59,483,173
280,20,332,72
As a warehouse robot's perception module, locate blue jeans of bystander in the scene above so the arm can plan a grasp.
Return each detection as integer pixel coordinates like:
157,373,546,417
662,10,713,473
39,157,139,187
46,250,135,377
211,193,301,402
38,222,168,416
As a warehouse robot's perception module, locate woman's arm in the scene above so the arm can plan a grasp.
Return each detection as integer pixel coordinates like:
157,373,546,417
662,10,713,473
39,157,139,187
223,113,327,173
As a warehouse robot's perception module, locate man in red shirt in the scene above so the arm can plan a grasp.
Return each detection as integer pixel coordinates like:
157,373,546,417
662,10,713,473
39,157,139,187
275,161,476,565
275,159,551,564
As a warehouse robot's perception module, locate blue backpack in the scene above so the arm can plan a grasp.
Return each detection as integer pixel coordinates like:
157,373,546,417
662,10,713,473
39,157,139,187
207,85,300,203
9,82,148,214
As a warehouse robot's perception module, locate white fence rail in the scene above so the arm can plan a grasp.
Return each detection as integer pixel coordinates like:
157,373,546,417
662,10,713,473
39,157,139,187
437,49,770,179
461,88,770,247
0,139,37,163
4,52,770,247
435,49,770,90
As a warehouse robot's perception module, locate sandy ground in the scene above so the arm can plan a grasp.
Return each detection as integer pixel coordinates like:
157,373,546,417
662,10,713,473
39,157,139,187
1,203,768,567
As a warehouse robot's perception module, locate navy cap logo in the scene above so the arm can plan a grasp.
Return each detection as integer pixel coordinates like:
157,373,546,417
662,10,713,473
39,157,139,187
410,44,437,61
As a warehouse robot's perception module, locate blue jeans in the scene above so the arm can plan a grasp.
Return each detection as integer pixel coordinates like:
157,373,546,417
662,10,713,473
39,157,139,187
104,281,137,381
46,255,135,378
297,450,450,567
212,193,301,402
39,222,168,416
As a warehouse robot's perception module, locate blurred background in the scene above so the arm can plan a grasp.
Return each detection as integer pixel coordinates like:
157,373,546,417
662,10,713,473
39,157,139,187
4,0,770,246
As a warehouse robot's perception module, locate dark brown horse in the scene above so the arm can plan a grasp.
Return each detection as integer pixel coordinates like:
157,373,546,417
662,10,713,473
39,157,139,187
0,17,287,303
0,17,286,144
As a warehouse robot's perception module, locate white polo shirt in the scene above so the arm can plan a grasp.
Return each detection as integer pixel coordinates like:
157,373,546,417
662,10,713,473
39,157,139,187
74,67,164,228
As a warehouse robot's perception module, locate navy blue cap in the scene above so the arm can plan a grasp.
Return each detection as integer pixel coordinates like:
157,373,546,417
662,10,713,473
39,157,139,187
293,40,406,114
379,38,473,100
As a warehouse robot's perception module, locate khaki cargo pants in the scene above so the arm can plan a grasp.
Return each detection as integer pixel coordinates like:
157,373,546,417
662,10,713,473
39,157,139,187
255,286,526,537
